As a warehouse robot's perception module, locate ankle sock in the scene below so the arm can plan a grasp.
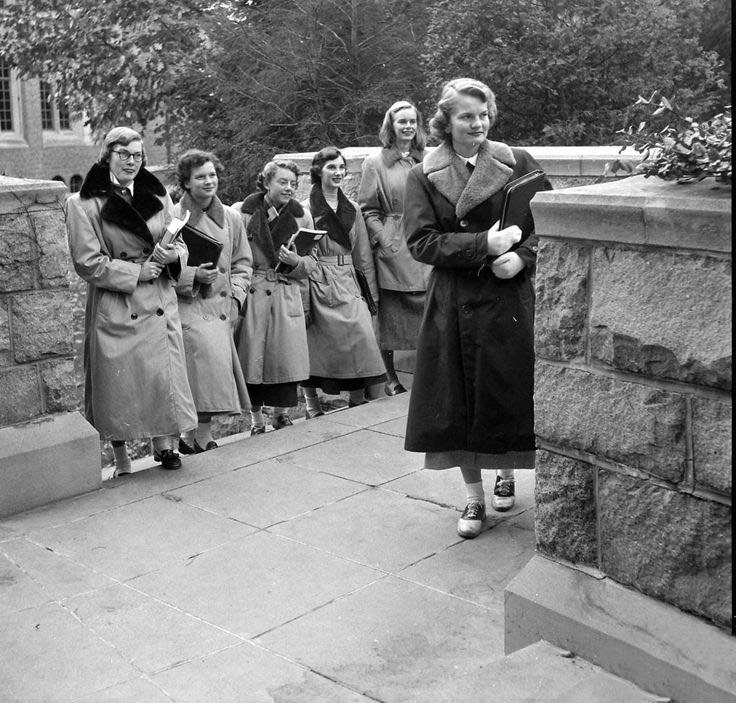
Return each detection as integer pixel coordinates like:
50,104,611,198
464,480,485,506
152,435,172,453
303,387,322,414
498,469,515,481
251,407,265,428
112,443,131,473
195,421,213,447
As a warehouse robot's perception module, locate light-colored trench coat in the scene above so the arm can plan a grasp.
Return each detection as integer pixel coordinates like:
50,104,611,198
233,195,316,385
173,194,252,413
65,164,197,440
301,195,384,381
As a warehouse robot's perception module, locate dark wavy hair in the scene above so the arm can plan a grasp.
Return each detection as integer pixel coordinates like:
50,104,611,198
176,149,223,189
378,100,427,150
98,126,146,167
428,78,497,144
309,146,345,185
256,159,300,192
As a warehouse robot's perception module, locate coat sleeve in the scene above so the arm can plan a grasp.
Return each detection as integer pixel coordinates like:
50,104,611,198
229,211,253,310
350,201,379,302
160,193,183,281
404,169,489,269
357,157,387,249
65,195,141,294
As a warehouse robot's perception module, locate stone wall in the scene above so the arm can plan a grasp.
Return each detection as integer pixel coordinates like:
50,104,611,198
0,176,82,426
531,175,732,630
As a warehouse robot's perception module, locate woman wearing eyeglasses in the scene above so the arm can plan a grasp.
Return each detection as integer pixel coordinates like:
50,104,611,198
65,126,197,475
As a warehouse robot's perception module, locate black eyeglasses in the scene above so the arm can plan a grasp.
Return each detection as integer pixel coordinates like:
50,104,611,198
112,148,143,163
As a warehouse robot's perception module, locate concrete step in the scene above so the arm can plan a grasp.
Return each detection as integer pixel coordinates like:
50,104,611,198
480,640,671,702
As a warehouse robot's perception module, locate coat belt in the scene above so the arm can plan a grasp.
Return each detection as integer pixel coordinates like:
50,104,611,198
317,255,352,266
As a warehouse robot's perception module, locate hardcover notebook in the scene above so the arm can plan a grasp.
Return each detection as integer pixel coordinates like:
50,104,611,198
499,169,547,240
274,228,326,273
181,223,224,268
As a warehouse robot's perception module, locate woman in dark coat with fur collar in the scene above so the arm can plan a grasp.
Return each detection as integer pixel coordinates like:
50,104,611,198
403,78,550,539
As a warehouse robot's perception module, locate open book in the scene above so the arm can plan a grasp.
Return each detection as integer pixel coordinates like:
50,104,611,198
274,228,326,272
499,170,547,240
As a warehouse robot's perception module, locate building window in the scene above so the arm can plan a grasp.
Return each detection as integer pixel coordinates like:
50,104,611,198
1,58,15,132
40,81,71,132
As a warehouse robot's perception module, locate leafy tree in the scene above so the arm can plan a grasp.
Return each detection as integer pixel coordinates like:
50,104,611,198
421,0,730,146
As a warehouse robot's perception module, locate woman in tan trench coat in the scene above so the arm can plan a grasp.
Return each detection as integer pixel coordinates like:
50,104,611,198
232,159,316,433
173,149,253,453
65,126,197,473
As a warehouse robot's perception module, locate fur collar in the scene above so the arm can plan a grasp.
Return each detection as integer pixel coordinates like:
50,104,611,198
309,185,354,250
240,191,303,268
240,191,304,219
178,192,225,229
79,163,167,244
381,144,424,168
423,140,515,219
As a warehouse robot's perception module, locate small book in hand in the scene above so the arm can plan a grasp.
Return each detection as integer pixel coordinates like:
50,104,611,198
181,222,224,268
274,228,326,273
499,169,547,240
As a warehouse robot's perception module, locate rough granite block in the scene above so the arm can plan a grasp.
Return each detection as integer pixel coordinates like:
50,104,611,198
598,471,731,629
0,412,100,517
535,450,597,565
589,248,731,389
0,212,36,292
0,365,42,425
32,207,70,287
535,363,686,481
0,303,10,367
691,397,732,495
41,358,82,413
11,290,74,362
534,240,589,361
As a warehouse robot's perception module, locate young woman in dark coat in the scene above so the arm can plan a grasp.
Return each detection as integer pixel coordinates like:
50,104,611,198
403,78,551,539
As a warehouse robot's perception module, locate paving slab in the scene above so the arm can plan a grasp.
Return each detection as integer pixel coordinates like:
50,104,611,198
27,494,256,580
151,643,373,702
0,602,135,703
270,487,461,572
0,538,114,615
278,428,423,486
72,677,174,703
325,393,411,428
256,574,505,703
129,530,383,638
165,458,367,528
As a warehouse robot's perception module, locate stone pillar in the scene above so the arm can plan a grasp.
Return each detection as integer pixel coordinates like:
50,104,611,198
0,176,100,517
505,176,734,702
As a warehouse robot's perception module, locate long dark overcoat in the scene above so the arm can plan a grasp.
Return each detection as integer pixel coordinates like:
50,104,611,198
403,140,550,456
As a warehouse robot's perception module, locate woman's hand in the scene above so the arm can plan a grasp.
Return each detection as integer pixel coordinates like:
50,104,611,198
486,221,522,256
278,244,299,268
152,242,179,265
138,260,163,282
195,263,218,284
491,251,525,279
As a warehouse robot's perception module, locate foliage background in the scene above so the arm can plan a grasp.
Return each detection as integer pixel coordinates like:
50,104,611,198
0,0,730,201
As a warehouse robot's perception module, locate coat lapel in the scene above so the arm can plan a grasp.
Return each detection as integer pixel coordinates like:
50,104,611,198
241,193,303,268
423,140,516,219
178,192,225,229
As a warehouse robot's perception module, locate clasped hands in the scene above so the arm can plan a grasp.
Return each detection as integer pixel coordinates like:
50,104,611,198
138,243,179,282
486,221,524,279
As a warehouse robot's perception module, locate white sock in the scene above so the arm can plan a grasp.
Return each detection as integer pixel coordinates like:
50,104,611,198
112,443,131,474
303,387,321,413
251,407,265,427
152,435,172,453
195,421,213,446
272,406,289,418
464,480,485,505
498,469,515,481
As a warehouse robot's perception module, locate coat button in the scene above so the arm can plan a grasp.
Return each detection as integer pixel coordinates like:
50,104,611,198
219,267,226,274
119,251,128,259
131,312,138,319
249,288,255,294
156,308,164,316
266,290,272,296
220,291,227,297
459,219,468,228
220,314,227,320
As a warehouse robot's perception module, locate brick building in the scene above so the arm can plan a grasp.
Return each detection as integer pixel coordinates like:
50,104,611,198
0,60,167,191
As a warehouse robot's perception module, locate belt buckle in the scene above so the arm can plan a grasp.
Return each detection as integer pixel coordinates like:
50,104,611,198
337,254,346,266
265,269,277,282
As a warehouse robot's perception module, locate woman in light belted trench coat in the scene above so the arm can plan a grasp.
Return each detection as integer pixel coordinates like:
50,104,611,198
65,126,197,474
173,149,253,453
232,159,316,433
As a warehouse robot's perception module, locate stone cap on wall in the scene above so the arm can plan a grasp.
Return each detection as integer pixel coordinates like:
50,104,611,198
531,175,731,253
275,145,631,179
0,175,67,209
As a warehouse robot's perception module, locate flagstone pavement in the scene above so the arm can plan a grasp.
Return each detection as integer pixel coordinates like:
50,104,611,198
0,391,539,702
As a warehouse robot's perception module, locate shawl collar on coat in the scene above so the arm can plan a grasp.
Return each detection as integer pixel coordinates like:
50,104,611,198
178,192,226,229
241,192,304,268
308,184,354,250
79,162,167,245
423,140,515,219
380,144,424,168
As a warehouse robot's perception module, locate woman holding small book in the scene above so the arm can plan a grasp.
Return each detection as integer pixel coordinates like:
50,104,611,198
403,78,551,539
300,146,385,416
173,149,253,453
233,159,316,433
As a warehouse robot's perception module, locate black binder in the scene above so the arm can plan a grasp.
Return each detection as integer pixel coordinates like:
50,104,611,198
274,228,326,273
181,223,223,268
499,169,547,240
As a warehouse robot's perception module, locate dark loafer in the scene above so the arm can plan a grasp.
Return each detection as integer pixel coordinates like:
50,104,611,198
272,414,294,429
178,438,203,455
157,448,182,470
204,440,218,451
306,409,325,420
384,382,407,396
250,426,266,436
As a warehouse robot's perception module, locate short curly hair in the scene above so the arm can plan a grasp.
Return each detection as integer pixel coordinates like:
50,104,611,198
428,78,497,144
309,146,345,185
256,159,300,192
378,100,427,150
176,149,223,190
